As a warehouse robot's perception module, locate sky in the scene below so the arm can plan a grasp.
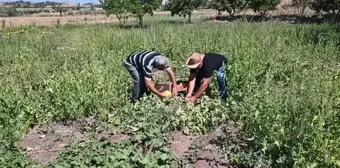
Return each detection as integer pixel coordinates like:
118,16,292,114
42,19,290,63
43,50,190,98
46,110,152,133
0,0,100,4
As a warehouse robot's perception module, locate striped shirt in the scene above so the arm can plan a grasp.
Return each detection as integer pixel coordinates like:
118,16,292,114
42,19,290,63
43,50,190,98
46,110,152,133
125,51,165,78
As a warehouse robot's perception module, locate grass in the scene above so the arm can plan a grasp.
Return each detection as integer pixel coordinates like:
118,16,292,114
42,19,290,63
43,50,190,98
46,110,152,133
0,15,339,167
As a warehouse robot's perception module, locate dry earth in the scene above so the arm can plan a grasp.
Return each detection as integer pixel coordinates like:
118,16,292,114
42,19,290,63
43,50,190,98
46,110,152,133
0,9,217,28
19,121,84,164
0,3,316,28
18,116,132,165
19,114,243,168
1,14,121,27
171,122,243,168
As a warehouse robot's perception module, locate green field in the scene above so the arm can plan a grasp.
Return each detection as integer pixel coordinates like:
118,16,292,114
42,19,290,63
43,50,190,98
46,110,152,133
0,15,340,168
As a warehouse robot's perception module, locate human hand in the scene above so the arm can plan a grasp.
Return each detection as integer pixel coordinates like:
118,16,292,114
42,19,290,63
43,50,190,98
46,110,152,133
160,91,171,98
186,96,197,103
172,87,178,96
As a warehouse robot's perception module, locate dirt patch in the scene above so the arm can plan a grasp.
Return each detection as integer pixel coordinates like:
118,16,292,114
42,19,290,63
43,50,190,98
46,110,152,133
19,114,134,165
18,115,109,164
1,14,121,28
173,122,242,168
195,151,231,168
109,134,131,143
19,122,84,164
193,124,236,168
96,131,131,143
171,132,198,158
1,9,217,28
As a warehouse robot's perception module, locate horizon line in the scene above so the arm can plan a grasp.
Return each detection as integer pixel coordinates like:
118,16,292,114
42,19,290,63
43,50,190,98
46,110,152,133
0,0,100,4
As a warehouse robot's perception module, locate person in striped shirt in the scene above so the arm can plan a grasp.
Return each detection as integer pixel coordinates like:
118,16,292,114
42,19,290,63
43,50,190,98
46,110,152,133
124,50,178,103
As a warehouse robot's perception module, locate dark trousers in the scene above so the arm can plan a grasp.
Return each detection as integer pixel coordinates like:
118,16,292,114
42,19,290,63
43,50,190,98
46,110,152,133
124,61,149,103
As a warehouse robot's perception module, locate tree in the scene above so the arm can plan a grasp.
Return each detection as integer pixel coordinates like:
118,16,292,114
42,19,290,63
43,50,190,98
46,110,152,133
292,0,309,16
90,4,95,11
5,7,18,17
248,0,280,16
76,3,81,10
100,0,132,26
309,0,340,16
53,3,67,17
167,0,205,23
129,0,162,27
210,0,248,17
100,0,161,27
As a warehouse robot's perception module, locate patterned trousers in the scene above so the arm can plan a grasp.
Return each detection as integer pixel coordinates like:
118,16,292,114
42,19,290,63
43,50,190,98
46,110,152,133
216,60,228,100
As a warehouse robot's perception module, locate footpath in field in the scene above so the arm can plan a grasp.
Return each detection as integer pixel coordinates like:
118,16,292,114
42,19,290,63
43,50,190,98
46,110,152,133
19,115,243,167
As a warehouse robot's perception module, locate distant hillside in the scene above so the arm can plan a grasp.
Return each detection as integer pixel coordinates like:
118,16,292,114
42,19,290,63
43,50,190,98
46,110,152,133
0,0,105,17
0,1,102,8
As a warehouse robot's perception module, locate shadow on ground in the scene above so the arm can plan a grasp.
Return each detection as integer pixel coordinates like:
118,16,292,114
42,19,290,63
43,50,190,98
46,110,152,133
206,14,340,24
116,24,150,29
158,20,189,25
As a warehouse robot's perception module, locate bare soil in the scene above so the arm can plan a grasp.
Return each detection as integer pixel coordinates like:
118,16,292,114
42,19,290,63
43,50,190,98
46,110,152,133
0,6,325,28
19,122,84,164
19,116,131,165
96,131,131,143
19,112,244,167
0,14,119,28
171,122,242,168
171,132,198,158
0,9,217,28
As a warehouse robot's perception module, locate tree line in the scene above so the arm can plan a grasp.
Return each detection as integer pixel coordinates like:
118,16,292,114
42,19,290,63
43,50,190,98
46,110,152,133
100,0,340,25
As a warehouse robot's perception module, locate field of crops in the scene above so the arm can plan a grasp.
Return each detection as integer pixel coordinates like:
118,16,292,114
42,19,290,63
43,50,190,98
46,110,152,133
0,15,340,167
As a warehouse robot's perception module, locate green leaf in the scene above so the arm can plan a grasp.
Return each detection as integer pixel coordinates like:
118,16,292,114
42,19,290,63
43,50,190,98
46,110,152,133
183,127,190,135
159,153,169,161
255,110,259,119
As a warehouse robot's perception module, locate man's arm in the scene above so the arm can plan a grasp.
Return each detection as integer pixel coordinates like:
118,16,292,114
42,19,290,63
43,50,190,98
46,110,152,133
144,77,166,97
186,72,196,98
190,69,213,101
191,77,211,100
165,67,178,95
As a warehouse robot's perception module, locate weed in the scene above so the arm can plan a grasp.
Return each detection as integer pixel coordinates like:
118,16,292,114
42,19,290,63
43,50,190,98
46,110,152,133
0,18,339,167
